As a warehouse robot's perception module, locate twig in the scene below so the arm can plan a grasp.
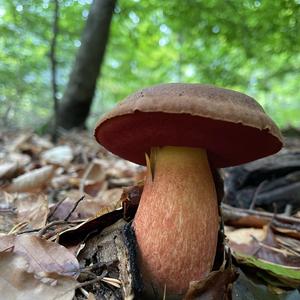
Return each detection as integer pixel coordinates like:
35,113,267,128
101,277,122,288
79,162,95,194
37,219,82,237
222,203,300,231
283,204,292,216
277,238,300,256
38,220,69,237
59,270,108,299
249,180,268,210
64,195,85,221
8,221,29,234
75,270,108,289
271,218,300,231
79,287,89,298
50,0,60,142
162,284,166,300
0,208,16,213
18,228,40,234
249,180,267,210
79,260,116,273
47,197,68,221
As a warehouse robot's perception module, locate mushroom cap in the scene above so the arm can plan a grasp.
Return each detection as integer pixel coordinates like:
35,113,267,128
94,83,283,168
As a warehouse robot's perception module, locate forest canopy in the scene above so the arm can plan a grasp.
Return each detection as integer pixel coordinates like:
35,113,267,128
0,0,299,129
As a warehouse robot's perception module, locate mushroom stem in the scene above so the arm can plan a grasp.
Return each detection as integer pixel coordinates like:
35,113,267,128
133,146,219,295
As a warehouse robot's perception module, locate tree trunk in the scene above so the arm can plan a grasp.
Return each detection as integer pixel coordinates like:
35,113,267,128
57,0,116,129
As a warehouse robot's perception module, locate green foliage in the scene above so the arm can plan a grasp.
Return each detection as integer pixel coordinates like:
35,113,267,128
0,0,299,128
233,252,300,288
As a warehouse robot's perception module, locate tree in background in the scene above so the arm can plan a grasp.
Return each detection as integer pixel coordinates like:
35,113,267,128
57,0,116,129
0,0,299,129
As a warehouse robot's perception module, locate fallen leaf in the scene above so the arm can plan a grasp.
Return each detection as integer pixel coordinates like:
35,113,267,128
0,234,15,252
272,226,300,240
0,193,48,233
58,208,123,246
0,192,18,233
84,181,106,197
16,193,49,230
0,162,19,179
121,185,143,220
276,235,300,255
227,225,300,267
0,252,77,300
82,160,105,183
183,251,238,300
88,293,97,300
49,189,123,221
225,227,266,245
80,160,106,196
6,165,54,192
42,145,73,166
31,135,54,150
233,252,300,288
98,188,123,208
2,152,31,167
51,175,79,190
14,234,80,277
8,132,33,152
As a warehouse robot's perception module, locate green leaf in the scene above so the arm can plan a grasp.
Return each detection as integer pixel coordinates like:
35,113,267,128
233,251,300,288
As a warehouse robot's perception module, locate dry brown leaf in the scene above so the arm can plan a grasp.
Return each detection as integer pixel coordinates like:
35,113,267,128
51,175,75,189
0,193,48,233
277,235,300,254
0,162,19,179
272,226,300,240
84,181,107,197
31,135,53,150
49,189,123,221
227,225,300,267
0,234,15,252
87,293,97,300
8,132,33,152
183,264,237,300
2,152,31,167
83,160,105,183
41,145,73,166
0,192,19,233
106,159,139,178
225,226,265,244
6,165,54,192
16,193,49,230
97,188,123,208
79,160,106,195
14,234,79,277
0,252,76,300
58,208,123,246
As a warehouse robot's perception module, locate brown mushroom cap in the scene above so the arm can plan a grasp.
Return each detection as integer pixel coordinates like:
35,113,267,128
94,83,283,168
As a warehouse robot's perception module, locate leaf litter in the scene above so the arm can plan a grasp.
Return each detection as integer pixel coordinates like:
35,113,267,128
0,130,300,299
0,130,143,299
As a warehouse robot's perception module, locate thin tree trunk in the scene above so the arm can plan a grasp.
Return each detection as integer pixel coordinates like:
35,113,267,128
50,0,59,141
57,0,116,129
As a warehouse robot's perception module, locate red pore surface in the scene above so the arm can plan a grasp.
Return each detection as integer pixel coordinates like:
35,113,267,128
95,112,282,168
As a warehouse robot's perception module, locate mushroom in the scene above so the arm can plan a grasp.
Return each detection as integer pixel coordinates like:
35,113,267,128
94,83,282,295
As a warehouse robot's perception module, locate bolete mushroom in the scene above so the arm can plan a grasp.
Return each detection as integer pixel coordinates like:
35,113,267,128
94,83,282,295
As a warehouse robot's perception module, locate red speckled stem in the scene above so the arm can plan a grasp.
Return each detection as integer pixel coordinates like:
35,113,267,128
133,146,219,296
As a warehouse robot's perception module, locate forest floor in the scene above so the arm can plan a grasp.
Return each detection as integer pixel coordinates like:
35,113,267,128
0,129,300,299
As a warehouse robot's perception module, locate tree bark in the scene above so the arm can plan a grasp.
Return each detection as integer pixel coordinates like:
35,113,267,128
50,0,59,141
57,0,116,129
